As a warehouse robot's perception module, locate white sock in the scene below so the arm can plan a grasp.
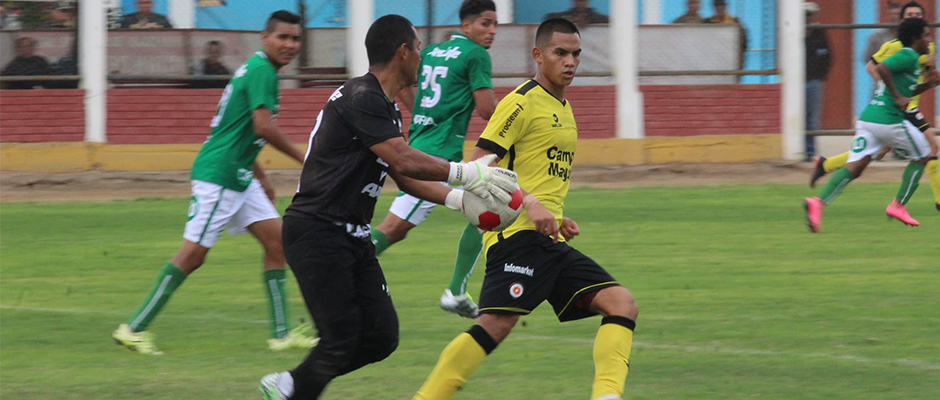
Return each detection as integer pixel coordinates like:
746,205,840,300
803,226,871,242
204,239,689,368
277,372,294,396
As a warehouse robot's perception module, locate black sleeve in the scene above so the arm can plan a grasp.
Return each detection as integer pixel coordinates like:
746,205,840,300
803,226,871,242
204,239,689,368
476,138,507,158
343,92,404,147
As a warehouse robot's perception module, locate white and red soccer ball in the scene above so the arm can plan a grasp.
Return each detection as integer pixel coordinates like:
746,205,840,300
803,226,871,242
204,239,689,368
463,188,524,231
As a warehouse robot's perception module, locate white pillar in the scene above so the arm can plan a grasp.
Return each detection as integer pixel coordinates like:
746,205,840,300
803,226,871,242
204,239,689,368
611,0,644,140
779,0,805,160
494,0,514,23
642,0,662,24
168,0,196,29
80,0,107,143
347,0,374,77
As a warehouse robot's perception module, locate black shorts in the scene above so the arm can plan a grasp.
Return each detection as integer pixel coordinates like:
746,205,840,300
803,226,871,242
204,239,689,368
478,230,619,322
905,108,930,132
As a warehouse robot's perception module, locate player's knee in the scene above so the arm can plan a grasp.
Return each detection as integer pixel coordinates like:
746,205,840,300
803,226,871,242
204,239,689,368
475,313,518,344
367,328,399,362
594,286,638,320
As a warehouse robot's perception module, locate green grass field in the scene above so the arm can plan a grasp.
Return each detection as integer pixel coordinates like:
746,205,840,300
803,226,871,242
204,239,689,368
2,184,938,399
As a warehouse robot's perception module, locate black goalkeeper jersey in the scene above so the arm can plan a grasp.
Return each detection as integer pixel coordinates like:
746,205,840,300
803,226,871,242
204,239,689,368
286,73,404,228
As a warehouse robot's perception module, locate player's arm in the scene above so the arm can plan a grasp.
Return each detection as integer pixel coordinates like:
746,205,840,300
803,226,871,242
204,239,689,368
876,63,909,110
387,168,461,209
865,60,881,82
912,67,940,96
868,41,895,81
397,86,416,114
252,161,276,203
473,88,497,120
252,108,305,163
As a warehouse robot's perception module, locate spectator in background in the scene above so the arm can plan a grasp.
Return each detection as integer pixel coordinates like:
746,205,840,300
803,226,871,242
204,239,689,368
191,41,231,89
52,39,78,89
864,1,900,63
40,2,75,29
804,2,831,160
705,0,747,73
120,0,173,29
673,0,704,24
1,37,55,89
544,0,608,26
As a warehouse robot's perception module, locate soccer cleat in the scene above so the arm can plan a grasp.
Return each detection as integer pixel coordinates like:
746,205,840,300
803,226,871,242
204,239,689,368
440,289,479,318
809,155,828,188
886,200,919,226
112,323,163,355
804,197,823,233
259,372,294,400
267,323,319,351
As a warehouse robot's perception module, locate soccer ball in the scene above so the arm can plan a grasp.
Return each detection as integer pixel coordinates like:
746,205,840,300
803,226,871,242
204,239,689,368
462,188,524,232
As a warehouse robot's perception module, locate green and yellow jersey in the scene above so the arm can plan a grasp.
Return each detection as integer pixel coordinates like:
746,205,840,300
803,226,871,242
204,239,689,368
475,80,578,253
861,47,921,124
871,39,935,110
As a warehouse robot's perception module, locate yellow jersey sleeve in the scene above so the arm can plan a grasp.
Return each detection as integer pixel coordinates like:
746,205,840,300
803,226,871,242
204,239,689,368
872,40,901,64
477,93,530,156
917,42,935,69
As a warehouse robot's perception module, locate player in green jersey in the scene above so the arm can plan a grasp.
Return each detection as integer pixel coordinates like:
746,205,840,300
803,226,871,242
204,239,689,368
112,11,315,355
805,17,939,232
370,0,499,318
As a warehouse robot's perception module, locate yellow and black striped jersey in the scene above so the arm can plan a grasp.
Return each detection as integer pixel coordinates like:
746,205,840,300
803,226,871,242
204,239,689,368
475,79,578,253
871,40,936,110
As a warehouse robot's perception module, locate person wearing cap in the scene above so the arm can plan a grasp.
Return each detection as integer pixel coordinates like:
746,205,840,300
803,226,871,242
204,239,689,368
805,2,831,159
704,0,747,76
40,2,75,29
673,0,705,24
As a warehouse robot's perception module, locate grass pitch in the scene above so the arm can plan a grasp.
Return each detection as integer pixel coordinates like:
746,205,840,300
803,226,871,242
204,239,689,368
1,184,938,399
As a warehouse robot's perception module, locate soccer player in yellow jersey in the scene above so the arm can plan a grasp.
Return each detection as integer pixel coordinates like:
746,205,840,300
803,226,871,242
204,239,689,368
811,2,940,212
411,18,638,400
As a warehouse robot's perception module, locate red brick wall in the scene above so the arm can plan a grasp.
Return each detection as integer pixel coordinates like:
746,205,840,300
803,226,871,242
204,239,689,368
0,90,85,142
1,84,780,143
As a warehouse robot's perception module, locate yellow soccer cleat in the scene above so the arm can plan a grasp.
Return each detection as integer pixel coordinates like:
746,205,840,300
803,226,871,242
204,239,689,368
267,324,319,351
112,323,163,355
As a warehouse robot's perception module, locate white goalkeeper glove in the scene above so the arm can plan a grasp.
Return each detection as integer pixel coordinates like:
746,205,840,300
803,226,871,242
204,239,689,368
447,154,519,209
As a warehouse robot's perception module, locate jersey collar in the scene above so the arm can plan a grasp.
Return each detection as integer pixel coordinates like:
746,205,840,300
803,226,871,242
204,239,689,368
531,79,567,107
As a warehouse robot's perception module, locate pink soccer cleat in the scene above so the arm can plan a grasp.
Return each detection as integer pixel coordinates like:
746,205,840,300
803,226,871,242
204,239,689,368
886,200,919,226
804,197,823,233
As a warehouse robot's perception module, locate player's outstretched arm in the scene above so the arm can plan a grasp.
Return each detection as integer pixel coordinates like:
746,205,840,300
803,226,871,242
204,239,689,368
865,60,881,82
472,88,497,120
372,138,518,208
252,108,305,164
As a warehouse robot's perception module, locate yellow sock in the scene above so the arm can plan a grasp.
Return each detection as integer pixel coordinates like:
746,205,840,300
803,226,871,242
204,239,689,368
413,326,495,400
591,316,636,400
926,158,940,205
823,152,850,173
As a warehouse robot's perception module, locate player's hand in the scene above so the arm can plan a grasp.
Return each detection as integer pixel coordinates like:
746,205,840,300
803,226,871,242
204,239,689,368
896,96,911,110
559,217,580,241
448,154,519,209
525,197,559,242
927,68,940,87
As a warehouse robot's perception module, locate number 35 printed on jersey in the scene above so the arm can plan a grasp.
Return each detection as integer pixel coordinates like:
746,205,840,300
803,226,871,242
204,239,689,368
420,66,449,108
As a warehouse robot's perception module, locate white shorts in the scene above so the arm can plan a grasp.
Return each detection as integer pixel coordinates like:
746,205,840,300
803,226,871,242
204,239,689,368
389,182,449,226
848,120,932,163
183,180,280,248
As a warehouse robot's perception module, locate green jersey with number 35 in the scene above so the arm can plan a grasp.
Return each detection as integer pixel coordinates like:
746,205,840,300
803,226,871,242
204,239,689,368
408,33,493,162
860,47,920,125
191,51,279,191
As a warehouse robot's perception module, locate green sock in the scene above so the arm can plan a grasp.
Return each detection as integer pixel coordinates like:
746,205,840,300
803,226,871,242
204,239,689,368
263,269,290,339
126,263,187,332
819,167,855,205
896,161,925,204
372,229,390,256
449,223,483,295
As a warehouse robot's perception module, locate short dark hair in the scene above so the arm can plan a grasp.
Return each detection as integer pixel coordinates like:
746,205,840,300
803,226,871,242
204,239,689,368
899,1,924,19
265,10,301,32
459,0,496,21
898,17,927,46
535,18,580,48
366,14,416,66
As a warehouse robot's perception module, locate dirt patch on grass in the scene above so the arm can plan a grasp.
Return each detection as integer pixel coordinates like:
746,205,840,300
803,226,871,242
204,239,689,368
0,161,911,203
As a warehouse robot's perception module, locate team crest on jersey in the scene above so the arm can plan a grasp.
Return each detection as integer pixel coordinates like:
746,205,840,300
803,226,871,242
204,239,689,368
510,283,524,298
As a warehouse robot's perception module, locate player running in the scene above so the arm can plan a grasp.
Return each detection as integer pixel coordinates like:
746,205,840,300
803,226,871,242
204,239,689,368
806,17,939,232
258,15,517,400
370,0,499,318
411,19,638,400
810,2,940,212
112,11,316,355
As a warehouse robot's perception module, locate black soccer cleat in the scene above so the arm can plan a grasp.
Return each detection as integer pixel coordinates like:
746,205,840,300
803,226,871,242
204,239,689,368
809,155,827,188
